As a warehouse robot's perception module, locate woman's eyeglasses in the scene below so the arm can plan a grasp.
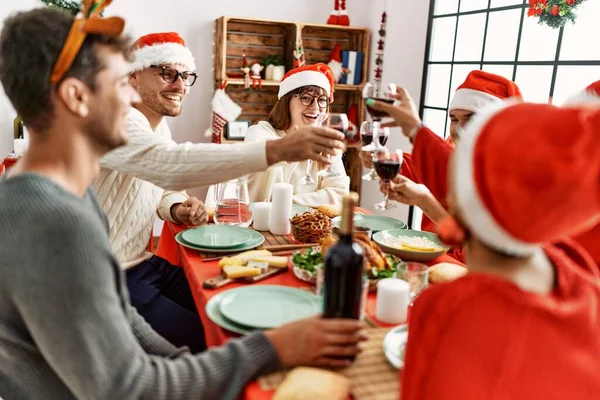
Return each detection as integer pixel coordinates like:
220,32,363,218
295,93,330,108
150,65,198,87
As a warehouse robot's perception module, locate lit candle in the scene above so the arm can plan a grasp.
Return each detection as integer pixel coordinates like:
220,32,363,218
270,183,293,235
252,202,271,231
376,278,410,324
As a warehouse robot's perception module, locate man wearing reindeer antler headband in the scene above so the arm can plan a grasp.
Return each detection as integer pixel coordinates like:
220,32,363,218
0,4,363,399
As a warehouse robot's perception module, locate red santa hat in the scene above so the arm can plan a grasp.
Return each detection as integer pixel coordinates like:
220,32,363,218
564,80,600,106
449,70,522,113
130,32,196,72
278,63,336,100
451,102,600,256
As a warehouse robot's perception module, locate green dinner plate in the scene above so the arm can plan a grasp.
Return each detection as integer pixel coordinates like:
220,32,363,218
175,229,265,254
182,225,253,249
332,215,407,233
373,228,449,262
249,203,314,217
218,285,321,329
383,324,408,369
206,291,256,335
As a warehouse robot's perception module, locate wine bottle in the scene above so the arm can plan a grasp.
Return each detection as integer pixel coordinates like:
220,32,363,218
323,192,365,321
13,116,23,139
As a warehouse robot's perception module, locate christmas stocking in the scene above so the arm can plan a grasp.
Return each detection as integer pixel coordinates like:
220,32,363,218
339,0,350,26
206,82,242,144
327,0,340,25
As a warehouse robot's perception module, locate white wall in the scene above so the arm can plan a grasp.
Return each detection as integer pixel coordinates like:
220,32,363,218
358,0,431,225
0,0,431,230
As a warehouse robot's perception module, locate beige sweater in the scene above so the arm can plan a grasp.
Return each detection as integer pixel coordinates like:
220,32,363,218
93,108,269,269
245,121,350,208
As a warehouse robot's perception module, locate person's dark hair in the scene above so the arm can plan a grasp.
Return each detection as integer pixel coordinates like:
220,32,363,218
0,8,132,131
267,85,329,131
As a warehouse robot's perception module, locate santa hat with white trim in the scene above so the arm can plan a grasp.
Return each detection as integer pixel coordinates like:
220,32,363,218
278,63,336,101
450,102,600,256
564,80,600,106
130,32,196,72
449,70,522,113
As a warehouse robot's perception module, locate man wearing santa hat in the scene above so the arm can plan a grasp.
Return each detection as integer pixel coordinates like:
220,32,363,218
93,32,346,352
401,102,600,399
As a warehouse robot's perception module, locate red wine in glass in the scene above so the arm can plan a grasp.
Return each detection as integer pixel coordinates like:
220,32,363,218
366,97,394,121
378,134,389,146
361,134,373,146
374,160,401,181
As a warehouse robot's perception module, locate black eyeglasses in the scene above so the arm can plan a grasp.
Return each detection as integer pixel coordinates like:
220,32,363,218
295,93,330,108
150,65,198,87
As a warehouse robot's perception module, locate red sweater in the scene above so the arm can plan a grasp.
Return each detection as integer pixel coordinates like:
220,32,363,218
401,240,600,400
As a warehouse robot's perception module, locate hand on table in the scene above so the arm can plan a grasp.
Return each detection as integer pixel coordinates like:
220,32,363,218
172,197,209,226
366,86,422,139
265,315,366,369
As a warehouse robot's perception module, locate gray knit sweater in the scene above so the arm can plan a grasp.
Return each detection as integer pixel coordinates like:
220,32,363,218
0,174,280,400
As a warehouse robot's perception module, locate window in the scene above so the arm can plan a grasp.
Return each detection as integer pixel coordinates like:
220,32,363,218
419,0,600,139
410,0,600,228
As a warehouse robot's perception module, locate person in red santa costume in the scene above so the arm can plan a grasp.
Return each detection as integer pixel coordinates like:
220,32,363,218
401,102,600,400
368,70,522,262
243,63,350,207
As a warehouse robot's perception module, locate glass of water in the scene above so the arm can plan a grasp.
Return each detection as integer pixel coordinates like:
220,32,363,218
399,262,429,303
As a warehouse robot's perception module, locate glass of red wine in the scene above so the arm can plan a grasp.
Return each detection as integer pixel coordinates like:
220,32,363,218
317,113,349,179
373,149,403,210
361,122,390,181
363,82,397,121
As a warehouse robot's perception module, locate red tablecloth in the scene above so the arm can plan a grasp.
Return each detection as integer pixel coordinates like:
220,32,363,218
156,221,464,399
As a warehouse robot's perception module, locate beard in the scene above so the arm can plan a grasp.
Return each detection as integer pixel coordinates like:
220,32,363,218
137,83,183,117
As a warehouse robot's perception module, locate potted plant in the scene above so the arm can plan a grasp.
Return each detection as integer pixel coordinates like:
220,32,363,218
262,54,285,81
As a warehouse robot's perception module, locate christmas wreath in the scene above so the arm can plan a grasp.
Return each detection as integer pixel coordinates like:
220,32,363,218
527,0,587,29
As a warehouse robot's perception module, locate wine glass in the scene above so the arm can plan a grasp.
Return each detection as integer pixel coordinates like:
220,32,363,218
317,113,349,179
300,113,328,187
373,149,403,210
361,122,390,181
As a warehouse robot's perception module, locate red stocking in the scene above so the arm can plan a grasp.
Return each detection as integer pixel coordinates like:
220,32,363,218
339,0,350,26
327,0,340,25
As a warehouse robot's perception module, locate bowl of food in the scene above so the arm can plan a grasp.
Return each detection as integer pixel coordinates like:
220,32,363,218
290,211,333,244
291,247,323,284
373,228,449,262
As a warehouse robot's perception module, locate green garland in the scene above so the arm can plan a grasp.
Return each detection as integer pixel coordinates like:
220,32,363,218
528,0,587,29
40,0,82,16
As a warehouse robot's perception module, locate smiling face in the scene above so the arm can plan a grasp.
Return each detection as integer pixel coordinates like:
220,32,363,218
449,109,475,142
288,86,329,127
130,63,191,119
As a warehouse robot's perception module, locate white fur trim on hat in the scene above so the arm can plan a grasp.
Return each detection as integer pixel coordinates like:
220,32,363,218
278,70,331,99
449,88,504,113
130,42,196,72
453,100,539,256
563,90,600,106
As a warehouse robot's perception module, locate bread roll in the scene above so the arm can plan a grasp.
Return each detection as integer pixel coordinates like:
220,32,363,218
273,367,350,400
317,204,342,218
428,262,468,284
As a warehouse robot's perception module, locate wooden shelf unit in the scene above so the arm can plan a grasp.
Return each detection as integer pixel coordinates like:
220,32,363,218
213,16,371,194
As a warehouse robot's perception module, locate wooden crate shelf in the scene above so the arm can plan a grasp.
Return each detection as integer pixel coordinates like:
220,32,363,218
213,16,371,196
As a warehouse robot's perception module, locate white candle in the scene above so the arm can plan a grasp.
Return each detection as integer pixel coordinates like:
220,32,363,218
13,139,28,156
253,202,271,231
376,278,410,324
270,183,293,235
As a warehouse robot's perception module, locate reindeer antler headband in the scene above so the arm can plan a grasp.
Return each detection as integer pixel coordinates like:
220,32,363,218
50,0,125,84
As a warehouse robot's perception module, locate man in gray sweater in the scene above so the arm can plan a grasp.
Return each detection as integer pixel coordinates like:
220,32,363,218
0,7,364,400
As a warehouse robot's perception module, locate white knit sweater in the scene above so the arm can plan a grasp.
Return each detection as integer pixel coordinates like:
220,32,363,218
245,121,350,208
93,108,269,270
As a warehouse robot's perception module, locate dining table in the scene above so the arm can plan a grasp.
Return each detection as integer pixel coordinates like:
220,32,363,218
155,214,465,400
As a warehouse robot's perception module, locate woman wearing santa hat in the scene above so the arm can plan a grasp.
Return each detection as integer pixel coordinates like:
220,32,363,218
368,70,522,232
401,102,600,399
245,63,350,207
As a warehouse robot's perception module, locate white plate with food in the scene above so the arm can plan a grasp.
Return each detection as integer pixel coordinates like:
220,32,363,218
383,324,409,369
